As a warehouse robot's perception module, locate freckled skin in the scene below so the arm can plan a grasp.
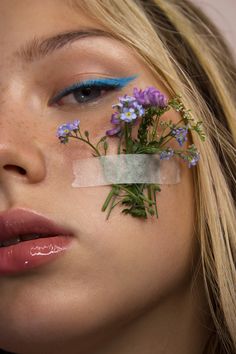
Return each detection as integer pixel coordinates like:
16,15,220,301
0,1,210,354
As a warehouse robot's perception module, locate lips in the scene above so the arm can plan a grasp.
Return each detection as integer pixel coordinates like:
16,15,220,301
0,208,73,247
0,209,75,275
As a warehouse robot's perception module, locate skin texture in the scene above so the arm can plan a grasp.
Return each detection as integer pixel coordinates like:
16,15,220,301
0,1,211,353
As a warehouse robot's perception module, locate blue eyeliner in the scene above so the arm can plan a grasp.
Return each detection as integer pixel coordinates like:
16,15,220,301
52,75,138,103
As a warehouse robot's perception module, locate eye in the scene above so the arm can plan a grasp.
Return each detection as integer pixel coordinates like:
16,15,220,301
50,76,137,107
57,84,110,105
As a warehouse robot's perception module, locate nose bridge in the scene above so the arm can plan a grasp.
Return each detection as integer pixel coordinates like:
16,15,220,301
0,70,29,109
0,99,34,150
0,104,33,137
0,69,43,137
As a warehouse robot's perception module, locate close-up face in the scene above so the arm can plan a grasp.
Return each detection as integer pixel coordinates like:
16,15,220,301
0,1,198,353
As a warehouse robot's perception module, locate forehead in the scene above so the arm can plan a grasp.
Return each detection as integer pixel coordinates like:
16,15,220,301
0,0,159,98
0,0,104,52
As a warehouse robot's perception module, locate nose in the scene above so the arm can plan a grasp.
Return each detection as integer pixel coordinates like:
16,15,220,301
0,142,46,184
0,77,47,186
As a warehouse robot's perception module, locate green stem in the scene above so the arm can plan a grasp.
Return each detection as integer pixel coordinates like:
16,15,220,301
70,135,101,157
151,115,160,141
147,185,152,205
106,199,121,220
118,130,124,155
102,185,120,211
159,116,188,147
152,185,158,218
124,123,130,152
118,185,155,205
159,117,186,142
159,136,173,148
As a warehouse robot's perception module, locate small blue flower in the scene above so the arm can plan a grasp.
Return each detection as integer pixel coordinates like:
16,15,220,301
57,123,72,138
120,108,137,122
112,95,136,112
70,119,80,130
133,102,145,117
112,102,123,110
170,127,188,146
160,148,174,160
119,95,137,106
56,120,80,142
180,147,200,168
188,152,200,167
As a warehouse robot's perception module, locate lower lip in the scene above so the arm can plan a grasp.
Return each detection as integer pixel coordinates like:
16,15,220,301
0,236,73,276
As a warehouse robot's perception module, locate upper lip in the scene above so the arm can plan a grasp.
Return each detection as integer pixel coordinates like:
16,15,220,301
0,208,74,245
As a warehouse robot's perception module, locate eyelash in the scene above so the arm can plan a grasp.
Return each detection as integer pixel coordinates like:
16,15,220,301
50,76,137,106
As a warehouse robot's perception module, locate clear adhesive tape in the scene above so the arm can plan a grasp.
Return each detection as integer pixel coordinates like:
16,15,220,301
72,154,180,187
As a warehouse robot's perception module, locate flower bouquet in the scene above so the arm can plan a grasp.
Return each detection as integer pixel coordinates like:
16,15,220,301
57,87,205,219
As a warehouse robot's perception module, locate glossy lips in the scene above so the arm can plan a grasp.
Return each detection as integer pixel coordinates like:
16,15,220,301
0,209,74,275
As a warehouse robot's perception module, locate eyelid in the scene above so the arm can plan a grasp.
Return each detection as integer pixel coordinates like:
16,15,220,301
49,75,137,105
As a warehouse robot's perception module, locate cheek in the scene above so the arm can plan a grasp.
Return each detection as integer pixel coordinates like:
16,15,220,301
105,163,195,290
68,165,195,305
153,170,196,289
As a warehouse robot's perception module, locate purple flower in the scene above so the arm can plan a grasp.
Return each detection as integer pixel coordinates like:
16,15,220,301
133,87,168,108
160,148,174,160
106,113,122,136
170,127,188,146
110,113,120,124
106,126,121,136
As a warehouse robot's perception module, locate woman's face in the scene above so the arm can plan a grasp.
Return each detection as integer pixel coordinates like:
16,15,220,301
0,1,197,353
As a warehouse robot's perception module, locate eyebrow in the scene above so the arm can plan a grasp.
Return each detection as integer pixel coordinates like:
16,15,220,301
15,28,113,63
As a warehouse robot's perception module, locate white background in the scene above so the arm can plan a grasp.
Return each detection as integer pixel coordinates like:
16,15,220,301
192,0,236,58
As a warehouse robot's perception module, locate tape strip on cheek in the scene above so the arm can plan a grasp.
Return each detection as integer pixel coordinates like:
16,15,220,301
72,154,180,187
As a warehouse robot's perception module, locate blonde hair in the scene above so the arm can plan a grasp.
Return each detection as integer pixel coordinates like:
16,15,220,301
72,0,236,352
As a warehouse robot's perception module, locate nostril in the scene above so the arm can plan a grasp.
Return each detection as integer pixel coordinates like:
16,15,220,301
3,165,27,175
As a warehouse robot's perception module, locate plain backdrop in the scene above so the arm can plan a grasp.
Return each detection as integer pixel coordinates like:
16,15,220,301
193,0,236,58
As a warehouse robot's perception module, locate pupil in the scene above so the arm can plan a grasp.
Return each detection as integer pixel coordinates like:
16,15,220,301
73,87,102,103
81,88,92,96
